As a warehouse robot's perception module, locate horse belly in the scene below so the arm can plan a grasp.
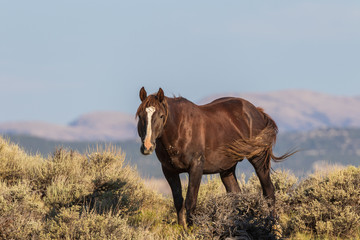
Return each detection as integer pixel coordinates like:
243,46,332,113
202,148,240,174
201,121,244,173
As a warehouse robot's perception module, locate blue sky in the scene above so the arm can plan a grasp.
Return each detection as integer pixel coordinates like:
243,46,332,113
0,1,359,124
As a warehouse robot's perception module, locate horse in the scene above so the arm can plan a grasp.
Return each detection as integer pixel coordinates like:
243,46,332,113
136,87,294,228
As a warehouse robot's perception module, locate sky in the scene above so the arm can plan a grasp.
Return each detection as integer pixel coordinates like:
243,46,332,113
0,1,359,124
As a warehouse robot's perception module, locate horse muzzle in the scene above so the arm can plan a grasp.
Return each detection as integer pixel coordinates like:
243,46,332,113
140,142,156,155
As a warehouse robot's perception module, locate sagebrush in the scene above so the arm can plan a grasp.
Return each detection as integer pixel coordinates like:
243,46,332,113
0,137,360,239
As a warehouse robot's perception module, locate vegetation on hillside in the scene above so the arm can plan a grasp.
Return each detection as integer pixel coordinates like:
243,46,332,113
0,136,360,239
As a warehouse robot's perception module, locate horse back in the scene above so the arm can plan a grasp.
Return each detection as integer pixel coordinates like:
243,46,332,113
199,97,271,137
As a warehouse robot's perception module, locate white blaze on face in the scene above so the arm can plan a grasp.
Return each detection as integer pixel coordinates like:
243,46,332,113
144,106,156,150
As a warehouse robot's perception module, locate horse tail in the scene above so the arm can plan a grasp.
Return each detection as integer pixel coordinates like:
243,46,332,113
253,108,297,170
269,147,297,162
224,107,297,170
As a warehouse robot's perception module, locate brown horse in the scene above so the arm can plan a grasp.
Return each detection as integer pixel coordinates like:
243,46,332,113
136,87,293,227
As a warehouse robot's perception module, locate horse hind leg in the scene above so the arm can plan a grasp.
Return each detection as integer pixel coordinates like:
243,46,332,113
220,164,241,193
249,153,276,209
249,153,282,238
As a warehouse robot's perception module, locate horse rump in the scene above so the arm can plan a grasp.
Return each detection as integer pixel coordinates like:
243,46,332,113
224,109,296,170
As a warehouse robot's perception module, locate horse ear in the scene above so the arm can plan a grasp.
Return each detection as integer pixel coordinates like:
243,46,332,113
139,87,147,102
157,88,164,102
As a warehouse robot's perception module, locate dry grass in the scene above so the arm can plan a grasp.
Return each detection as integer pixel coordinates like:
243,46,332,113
1,136,360,239
0,137,174,239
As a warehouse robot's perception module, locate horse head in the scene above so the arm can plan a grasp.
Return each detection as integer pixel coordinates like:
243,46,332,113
136,87,168,155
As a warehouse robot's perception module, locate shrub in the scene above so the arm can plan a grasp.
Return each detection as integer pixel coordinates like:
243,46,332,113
0,137,172,239
0,180,45,239
287,166,360,238
191,170,296,240
43,206,142,240
1,136,360,239
0,137,44,185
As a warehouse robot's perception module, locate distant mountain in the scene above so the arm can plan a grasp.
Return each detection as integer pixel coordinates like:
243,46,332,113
1,90,360,141
200,90,360,132
0,111,137,141
274,127,360,175
4,128,360,179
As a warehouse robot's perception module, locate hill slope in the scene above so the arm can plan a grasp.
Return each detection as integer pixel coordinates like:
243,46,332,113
200,89,360,131
1,90,360,140
0,111,137,141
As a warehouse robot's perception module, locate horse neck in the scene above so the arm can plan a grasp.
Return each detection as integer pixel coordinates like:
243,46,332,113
161,97,192,140
162,98,177,132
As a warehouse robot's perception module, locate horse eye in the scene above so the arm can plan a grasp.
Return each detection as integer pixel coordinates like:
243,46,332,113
160,115,164,119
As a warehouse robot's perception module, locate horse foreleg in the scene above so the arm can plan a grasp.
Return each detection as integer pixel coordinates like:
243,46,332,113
220,164,241,193
185,157,203,226
161,165,186,228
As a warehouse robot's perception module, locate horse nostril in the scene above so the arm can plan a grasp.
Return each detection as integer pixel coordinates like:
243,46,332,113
141,146,153,155
144,140,153,150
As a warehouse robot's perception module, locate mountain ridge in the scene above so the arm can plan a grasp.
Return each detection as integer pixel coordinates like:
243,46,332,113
4,127,360,178
0,111,137,141
200,89,360,131
1,89,359,141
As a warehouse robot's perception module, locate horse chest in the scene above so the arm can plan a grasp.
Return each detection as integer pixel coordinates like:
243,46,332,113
167,145,180,157
157,145,189,171
167,147,186,167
